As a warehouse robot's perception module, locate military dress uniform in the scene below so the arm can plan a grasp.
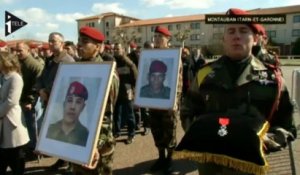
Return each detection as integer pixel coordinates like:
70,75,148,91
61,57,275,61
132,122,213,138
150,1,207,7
72,26,119,175
178,55,296,175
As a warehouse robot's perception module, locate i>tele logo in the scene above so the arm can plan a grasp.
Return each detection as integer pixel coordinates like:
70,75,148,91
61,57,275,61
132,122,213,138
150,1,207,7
5,11,27,36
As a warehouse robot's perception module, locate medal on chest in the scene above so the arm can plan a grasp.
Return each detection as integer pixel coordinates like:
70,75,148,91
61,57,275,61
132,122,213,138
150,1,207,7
218,117,230,137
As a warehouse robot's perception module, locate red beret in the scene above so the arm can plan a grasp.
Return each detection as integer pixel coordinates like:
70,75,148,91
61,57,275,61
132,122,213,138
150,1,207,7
41,43,49,50
155,26,171,37
66,81,88,100
130,42,137,49
149,60,167,74
0,41,7,48
79,26,105,43
105,44,112,49
29,42,38,49
226,8,260,34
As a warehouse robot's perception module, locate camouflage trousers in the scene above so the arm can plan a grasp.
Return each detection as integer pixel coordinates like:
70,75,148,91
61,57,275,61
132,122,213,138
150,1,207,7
149,110,178,150
72,151,114,175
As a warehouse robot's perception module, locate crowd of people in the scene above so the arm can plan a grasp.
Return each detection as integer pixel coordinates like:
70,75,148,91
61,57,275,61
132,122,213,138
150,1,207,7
0,7,297,175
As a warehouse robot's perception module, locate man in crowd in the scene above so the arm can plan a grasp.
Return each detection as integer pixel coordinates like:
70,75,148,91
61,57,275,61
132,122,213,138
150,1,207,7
177,8,296,175
148,26,182,174
113,42,137,144
16,42,43,155
71,26,119,175
36,32,74,170
64,41,80,61
46,81,89,147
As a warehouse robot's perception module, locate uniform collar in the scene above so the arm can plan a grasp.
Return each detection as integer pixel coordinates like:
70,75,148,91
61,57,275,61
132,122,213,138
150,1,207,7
236,55,267,86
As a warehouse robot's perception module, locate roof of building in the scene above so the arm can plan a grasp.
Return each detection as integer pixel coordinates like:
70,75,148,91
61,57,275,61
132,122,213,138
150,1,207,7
117,5,300,28
119,14,206,28
247,5,300,15
76,12,139,21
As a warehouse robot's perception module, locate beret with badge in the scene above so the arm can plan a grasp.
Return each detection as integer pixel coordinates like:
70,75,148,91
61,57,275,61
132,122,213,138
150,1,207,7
79,26,105,43
226,8,261,34
66,81,88,100
149,60,167,74
154,26,172,37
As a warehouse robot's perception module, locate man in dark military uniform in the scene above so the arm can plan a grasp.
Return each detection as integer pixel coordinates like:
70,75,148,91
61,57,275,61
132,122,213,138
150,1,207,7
148,26,182,174
140,60,171,99
177,8,297,175
46,81,89,147
72,26,119,175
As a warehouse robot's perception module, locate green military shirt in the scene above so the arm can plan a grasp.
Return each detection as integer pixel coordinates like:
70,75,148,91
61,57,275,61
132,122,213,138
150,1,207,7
140,85,171,99
46,120,89,147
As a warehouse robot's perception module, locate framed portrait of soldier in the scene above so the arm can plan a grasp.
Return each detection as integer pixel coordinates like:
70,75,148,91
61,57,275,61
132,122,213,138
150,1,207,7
36,62,116,166
134,48,181,110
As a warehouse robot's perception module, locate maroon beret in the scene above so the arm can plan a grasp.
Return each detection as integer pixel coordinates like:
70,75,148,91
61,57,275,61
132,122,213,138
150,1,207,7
104,44,112,49
29,42,38,49
41,43,49,50
149,60,167,74
66,81,88,100
130,42,137,49
226,8,260,34
155,26,171,37
0,41,7,48
79,26,105,43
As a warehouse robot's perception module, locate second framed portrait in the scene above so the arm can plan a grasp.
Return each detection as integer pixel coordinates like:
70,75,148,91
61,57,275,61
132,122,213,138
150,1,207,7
134,48,181,110
36,62,116,166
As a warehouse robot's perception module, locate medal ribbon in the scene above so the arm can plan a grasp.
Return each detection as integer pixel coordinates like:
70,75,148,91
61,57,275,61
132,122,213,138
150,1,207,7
219,117,229,126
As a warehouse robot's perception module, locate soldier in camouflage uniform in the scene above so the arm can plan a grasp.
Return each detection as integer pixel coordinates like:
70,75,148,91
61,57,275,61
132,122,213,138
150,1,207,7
72,26,119,175
148,26,182,174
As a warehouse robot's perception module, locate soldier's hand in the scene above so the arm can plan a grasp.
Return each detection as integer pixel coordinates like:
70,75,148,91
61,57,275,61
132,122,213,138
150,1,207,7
263,134,282,153
83,149,100,169
39,89,48,103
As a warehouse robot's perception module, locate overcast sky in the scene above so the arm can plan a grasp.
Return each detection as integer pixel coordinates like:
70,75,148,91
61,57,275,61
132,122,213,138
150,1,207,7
0,0,299,42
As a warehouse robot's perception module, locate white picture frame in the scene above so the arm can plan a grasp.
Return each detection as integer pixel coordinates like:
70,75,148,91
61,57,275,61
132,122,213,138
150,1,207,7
292,68,300,109
134,48,181,110
36,62,116,166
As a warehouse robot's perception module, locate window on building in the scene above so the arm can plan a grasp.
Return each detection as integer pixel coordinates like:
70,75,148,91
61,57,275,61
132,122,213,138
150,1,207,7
106,22,109,28
190,34,201,40
213,33,223,39
293,15,300,23
176,24,181,30
267,30,276,38
151,26,155,32
292,29,300,37
190,22,200,29
213,24,224,28
106,31,109,37
168,24,173,31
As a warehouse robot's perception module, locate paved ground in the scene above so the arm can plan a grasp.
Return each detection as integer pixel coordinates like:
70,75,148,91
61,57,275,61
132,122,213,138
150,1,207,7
9,66,300,175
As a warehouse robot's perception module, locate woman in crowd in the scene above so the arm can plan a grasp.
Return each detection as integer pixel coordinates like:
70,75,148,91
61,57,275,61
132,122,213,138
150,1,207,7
0,53,29,175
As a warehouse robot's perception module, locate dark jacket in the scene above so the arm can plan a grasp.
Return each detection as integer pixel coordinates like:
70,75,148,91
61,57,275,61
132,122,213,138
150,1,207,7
20,55,43,105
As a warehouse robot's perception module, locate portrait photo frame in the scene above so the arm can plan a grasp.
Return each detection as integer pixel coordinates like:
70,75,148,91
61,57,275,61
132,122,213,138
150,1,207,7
36,62,116,166
134,48,181,110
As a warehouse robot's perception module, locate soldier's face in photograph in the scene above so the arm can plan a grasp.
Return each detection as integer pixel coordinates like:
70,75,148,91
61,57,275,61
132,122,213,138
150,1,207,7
154,33,169,48
63,95,85,125
77,36,99,59
223,24,258,60
148,72,165,90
